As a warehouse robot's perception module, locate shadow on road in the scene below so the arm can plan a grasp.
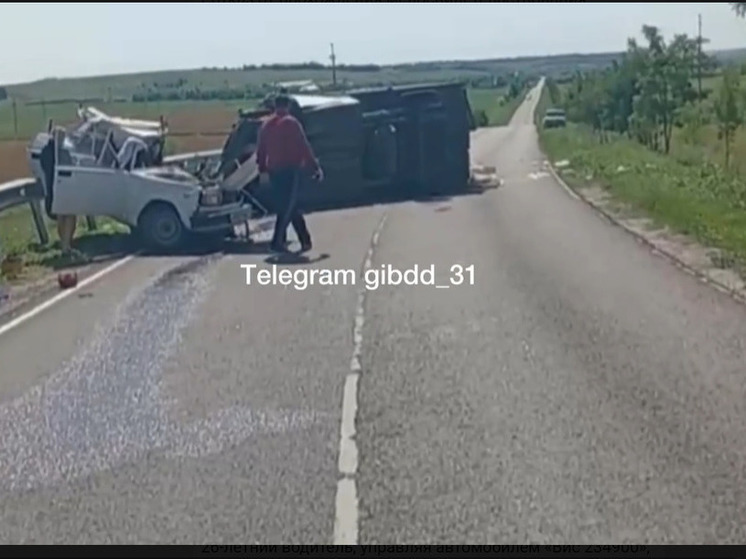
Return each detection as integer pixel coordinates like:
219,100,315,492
299,178,489,216
264,253,330,266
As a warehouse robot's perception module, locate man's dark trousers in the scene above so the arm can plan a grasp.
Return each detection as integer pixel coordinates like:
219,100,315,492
269,167,311,248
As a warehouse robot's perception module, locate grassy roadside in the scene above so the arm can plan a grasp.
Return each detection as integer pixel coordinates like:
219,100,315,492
0,207,131,285
535,85,746,276
469,87,529,127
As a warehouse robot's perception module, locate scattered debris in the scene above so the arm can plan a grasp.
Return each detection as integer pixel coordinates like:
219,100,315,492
57,271,79,290
470,165,502,189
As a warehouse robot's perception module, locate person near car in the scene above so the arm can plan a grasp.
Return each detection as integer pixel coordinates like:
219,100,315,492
255,93,323,253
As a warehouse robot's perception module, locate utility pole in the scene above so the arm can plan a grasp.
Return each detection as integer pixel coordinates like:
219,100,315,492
11,98,17,139
329,43,337,88
697,13,703,99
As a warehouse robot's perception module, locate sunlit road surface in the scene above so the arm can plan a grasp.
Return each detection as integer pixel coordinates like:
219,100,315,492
2,83,746,545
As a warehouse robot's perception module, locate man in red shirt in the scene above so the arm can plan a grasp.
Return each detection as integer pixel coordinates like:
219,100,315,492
255,94,323,253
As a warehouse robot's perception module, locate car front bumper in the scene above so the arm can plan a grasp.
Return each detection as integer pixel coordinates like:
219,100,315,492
190,202,253,234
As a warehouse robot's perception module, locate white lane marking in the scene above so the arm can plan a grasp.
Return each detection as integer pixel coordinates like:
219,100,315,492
333,211,388,546
338,373,359,476
334,478,358,545
0,254,137,339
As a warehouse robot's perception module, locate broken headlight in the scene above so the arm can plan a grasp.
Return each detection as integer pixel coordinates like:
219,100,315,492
200,186,223,206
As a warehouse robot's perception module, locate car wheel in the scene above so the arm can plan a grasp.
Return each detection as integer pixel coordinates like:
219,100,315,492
138,203,184,252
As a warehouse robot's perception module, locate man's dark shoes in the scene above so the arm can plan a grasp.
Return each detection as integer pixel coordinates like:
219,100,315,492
299,240,312,253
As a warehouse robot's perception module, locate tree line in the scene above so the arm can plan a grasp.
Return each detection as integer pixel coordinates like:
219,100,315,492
200,62,383,73
130,72,529,104
547,13,746,169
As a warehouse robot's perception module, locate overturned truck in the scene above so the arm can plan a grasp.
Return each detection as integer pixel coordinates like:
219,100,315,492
222,82,476,212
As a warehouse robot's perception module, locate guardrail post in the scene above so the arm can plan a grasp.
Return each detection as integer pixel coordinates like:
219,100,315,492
28,200,49,245
85,216,97,231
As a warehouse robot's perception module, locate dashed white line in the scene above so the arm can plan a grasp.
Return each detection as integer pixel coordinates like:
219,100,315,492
338,373,359,476
333,211,388,546
0,253,138,339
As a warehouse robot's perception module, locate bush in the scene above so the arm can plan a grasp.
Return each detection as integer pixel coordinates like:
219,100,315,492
473,109,489,128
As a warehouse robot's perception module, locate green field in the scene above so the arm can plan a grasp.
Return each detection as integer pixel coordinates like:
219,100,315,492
468,87,529,126
2,51,638,101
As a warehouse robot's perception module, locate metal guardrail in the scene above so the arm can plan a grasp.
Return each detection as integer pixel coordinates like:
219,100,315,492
0,149,223,246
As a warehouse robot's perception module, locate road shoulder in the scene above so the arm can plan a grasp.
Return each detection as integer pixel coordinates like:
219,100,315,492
544,159,746,305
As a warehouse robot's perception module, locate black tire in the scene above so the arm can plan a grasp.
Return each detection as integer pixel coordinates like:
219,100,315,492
137,203,185,252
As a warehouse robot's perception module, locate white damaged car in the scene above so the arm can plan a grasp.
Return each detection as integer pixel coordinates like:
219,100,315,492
27,126,254,252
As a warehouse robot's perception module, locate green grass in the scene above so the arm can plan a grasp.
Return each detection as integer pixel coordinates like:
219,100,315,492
538,117,746,275
469,87,529,127
0,206,131,284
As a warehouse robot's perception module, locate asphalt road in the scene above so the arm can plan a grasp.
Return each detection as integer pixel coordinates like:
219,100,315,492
3,83,746,544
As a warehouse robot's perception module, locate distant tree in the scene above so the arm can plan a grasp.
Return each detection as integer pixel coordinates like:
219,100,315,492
678,103,710,146
634,26,698,153
561,24,702,154
0,87,6,101
714,67,743,169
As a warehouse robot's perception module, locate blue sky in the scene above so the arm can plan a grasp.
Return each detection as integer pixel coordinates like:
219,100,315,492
1,2,744,84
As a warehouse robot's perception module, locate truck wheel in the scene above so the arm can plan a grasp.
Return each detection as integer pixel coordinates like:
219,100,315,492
138,203,184,252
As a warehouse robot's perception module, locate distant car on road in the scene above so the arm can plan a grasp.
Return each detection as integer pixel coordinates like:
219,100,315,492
542,108,567,129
